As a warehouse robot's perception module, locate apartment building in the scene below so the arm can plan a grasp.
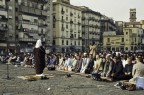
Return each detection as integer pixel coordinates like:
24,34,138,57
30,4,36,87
0,0,8,55
81,6,101,52
0,0,53,55
53,0,82,53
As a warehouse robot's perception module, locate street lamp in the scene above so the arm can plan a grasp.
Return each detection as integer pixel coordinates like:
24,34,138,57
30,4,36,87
4,37,11,80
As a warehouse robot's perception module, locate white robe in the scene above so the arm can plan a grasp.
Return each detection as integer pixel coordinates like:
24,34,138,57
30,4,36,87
80,58,90,73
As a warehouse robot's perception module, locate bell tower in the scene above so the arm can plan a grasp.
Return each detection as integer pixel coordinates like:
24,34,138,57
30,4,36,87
129,8,137,22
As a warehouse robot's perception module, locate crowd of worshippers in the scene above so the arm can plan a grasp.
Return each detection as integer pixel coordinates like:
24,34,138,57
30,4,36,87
1,52,144,81
47,53,144,82
1,51,144,90
0,53,34,67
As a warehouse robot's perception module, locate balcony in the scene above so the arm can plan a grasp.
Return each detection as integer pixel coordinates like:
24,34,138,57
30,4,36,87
19,5,43,16
19,5,29,13
61,36,65,38
29,8,36,14
0,5,7,11
0,16,7,22
39,23,47,27
121,43,125,45
21,21,38,25
21,28,38,33
41,10,47,16
38,30,46,35
19,38,37,42
0,27,8,31
106,42,111,45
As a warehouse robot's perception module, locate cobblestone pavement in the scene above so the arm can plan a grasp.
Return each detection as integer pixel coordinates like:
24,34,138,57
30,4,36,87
0,63,144,95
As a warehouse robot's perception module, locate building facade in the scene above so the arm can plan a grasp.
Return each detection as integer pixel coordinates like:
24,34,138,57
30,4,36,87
100,15,117,49
0,0,8,55
123,27,144,51
81,6,101,52
53,0,82,53
103,9,144,52
103,31,124,52
0,0,53,55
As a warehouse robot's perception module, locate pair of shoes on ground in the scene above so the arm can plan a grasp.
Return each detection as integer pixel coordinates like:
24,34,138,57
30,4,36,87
36,74,49,80
65,74,71,78
114,82,127,90
41,76,49,80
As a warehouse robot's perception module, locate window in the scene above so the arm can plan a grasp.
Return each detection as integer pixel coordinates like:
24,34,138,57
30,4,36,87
62,40,64,45
34,19,37,23
66,31,68,37
107,38,110,42
53,23,55,28
125,47,128,50
62,16,63,20
75,41,76,45
135,38,136,42
74,19,76,22
66,8,68,13
53,40,55,45
66,40,68,45
66,24,68,29
78,41,80,46
126,32,128,35
66,17,68,21
74,25,76,30
74,34,76,38
122,38,124,42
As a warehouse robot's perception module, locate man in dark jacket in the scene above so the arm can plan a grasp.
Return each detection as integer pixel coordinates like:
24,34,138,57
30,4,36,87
122,57,133,80
111,56,124,81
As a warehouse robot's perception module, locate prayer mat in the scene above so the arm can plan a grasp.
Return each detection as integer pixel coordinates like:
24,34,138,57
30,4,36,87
17,74,54,81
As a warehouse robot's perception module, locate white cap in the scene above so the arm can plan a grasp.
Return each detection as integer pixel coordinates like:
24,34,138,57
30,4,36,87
35,39,42,48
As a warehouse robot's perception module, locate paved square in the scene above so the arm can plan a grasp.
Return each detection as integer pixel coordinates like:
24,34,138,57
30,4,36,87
0,64,144,95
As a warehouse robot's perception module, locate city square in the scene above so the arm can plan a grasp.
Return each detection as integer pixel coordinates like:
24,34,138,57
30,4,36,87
0,0,144,95
0,64,144,95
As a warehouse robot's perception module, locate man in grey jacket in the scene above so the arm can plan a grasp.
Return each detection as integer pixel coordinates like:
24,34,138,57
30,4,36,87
101,54,114,80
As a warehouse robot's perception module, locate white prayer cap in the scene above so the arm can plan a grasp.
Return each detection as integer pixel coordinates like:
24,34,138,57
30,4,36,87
83,53,87,56
35,39,42,48
106,54,111,58
116,52,120,56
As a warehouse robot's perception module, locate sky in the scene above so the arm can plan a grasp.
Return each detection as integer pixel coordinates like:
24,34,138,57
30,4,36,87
71,0,144,21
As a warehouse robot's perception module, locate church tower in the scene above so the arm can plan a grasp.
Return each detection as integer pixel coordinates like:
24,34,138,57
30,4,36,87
129,8,137,22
